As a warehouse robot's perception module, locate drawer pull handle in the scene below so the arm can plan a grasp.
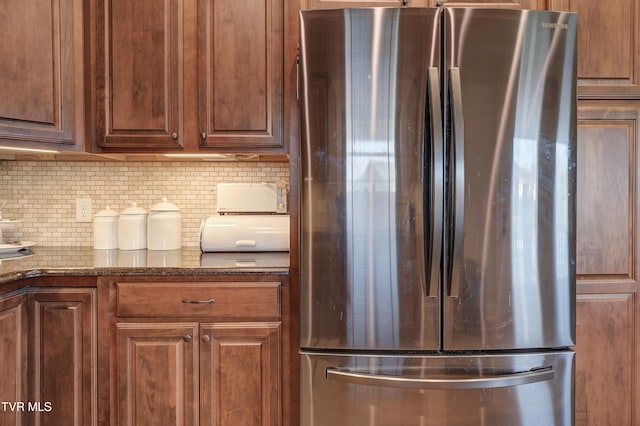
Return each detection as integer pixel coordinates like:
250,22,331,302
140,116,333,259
181,298,216,304
183,334,192,343
202,335,211,343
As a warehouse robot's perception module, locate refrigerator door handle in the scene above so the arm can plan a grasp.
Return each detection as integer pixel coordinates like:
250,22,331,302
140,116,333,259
326,365,554,390
449,67,464,298
427,67,443,298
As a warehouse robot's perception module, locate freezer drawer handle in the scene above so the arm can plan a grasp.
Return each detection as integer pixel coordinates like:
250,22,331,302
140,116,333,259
326,366,554,390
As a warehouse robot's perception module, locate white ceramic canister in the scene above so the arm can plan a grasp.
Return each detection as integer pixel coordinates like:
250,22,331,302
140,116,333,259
147,197,182,250
118,202,147,250
93,206,118,249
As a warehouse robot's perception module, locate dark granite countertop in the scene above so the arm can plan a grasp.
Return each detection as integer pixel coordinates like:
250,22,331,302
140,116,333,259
0,246,290,285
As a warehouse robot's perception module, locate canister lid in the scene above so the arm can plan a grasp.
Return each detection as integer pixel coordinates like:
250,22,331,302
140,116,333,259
120,202,147,215
150,197,180,212
95,205,118,217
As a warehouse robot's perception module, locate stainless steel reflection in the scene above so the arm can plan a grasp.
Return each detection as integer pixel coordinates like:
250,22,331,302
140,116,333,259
301,351,575,426
299,6,577,426
442,8,577,350
300,7,441,351
300,7,577,352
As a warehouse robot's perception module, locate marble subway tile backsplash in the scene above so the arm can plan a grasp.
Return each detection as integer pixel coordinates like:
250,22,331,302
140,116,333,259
0,161,289,247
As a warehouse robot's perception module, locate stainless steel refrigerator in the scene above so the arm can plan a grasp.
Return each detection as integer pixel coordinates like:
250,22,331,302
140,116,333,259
299,6,577,426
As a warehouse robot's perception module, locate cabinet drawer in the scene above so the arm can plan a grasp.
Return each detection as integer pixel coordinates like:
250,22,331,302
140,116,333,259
115,282,280,318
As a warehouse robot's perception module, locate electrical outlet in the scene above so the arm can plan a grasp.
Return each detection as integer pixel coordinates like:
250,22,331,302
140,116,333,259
76,198,93,222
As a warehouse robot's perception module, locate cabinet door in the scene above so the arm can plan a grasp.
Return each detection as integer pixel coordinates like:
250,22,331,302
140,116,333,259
116,323,198,426
577,103,638,279
200,323,281,426
575,293,635,425
198,0,284,150
0,292,27,425
27,289,96,426
0,0,85,150
101,0,190,150
549,0,640,97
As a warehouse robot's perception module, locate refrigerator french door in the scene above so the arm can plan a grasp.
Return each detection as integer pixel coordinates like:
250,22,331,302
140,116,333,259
299,7,577,426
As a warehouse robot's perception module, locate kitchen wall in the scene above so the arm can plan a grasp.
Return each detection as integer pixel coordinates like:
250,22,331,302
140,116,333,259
0,160,290,247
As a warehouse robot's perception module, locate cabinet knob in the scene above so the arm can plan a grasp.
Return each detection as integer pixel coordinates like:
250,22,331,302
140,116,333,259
202,334,211,343
200,132,207,141
183,334,193,343
402,0,410,4
171,132,178,140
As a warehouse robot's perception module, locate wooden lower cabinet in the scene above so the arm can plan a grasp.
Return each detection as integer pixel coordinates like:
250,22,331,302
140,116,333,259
0,286,97,426
115,322,281,426
574,292,636,425
107,276,286,426
200,323,280,426
0,291,27,426
116,323,198,425
28,288,97,426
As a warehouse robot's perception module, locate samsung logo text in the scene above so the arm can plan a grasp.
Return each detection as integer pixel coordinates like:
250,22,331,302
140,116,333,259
541,22,569,30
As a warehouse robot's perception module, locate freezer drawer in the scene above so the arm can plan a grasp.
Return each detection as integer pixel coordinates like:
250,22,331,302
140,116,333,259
301,351,574,426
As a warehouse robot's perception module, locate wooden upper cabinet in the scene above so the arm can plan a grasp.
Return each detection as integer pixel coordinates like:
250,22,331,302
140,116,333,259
549,0,640,98
0,0,86,150
101,0,188,151
198,0,284,150
99,0,285,152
